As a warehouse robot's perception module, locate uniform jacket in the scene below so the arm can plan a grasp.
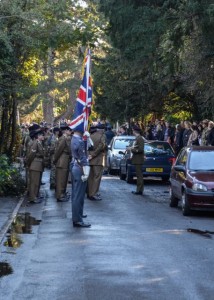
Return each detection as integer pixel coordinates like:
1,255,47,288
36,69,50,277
71,134,89,168
27,140,44,172
131,135,144,165
53,135,71,169
89,131,106,166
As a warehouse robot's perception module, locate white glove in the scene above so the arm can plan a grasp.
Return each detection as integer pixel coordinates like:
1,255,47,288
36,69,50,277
88,137,94,148
83,131,90,137
81,165,90,182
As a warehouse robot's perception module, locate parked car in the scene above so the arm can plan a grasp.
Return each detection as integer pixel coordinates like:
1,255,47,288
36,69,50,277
107,136,136,174
170,146,214,215
119,141,175,183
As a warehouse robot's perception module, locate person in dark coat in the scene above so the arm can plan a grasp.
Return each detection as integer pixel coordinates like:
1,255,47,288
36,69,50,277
174,124,184,156
207,121,214,146
145,124,153,140
105,125,115,145
156,124,164,141
182,121,192,147
164,122,175,145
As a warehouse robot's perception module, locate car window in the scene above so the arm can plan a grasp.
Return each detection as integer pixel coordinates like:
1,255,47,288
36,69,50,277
176,150,187,166
113,139,134,149
189,150,214,171
145,142,174,155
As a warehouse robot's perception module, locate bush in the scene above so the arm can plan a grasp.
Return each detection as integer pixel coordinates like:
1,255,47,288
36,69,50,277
0,155,26,196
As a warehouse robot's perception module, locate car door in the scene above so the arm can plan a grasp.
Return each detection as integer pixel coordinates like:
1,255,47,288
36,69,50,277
173,149,187,198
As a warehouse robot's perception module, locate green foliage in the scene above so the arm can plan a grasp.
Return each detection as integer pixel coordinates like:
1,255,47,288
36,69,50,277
94,0,214,122
0,155,25,196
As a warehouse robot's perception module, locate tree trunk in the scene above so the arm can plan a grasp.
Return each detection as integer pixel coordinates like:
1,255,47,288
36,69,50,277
42,48,55,125
7,95,17,159
0,98,9,154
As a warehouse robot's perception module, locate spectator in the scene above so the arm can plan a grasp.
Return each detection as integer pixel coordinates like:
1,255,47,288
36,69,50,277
105,126,115,145
207,121,214,146
160,119,166,132
119,126,127,136
145,124,153,140
164,121,174,145
156,124,164,141
201,119,209,146
174,124,184,155
182,121,192,147
187,125,199,146
197,123,203,145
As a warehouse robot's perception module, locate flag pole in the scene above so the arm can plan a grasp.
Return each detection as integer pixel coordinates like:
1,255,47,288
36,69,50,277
85,48,90,132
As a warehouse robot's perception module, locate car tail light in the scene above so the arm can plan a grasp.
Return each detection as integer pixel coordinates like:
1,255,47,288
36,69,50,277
168,157,176,165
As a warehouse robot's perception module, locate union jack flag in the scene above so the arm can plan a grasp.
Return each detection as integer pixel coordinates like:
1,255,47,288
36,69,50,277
69,49,92,132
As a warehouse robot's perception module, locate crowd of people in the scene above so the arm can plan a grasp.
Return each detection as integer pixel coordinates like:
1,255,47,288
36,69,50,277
20,120,109,227
19,117,214,227
144,119,214,155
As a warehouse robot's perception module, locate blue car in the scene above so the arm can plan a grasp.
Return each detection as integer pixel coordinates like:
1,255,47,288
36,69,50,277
119,141,176,183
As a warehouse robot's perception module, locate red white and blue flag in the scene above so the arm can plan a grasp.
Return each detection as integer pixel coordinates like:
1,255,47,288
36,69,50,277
69,49,92,133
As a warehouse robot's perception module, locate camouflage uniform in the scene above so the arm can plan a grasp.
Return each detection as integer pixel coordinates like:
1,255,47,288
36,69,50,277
43,131,52,168
49,133,58,189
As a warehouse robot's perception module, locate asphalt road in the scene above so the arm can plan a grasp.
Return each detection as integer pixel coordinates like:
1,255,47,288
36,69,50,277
1,173,214,300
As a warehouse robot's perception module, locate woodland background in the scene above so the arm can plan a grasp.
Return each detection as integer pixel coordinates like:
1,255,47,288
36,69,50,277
0,0,213,158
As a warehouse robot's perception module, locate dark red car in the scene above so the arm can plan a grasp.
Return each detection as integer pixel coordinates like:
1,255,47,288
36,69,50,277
170,146,214,215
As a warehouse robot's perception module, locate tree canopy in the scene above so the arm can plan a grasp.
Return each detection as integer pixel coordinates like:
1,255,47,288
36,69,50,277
0,0,214,158
93,0,214,123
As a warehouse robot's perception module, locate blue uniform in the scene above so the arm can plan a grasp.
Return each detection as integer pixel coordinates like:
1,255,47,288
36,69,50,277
70,134,89,223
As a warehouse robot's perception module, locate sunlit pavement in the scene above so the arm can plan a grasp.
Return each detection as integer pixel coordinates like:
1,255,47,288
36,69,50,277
1,171,214,299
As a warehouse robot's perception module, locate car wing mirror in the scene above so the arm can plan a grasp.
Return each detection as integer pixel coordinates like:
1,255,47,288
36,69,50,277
108,145,111,150
118,151,125,155
174,165,186,173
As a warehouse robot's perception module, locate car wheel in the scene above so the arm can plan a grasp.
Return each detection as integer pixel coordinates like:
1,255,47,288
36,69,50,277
126,166,133,184
181,190,191,216
108,167,114,175
169,185,179,207
108,160,114,175
119,168,126,180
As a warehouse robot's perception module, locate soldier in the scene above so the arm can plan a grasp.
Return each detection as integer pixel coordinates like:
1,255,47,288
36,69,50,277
43,125,52,169
49,127,60,189
24,124,40,194
128,126,145,195
70,126,91,227
53,124,72,202
26,129,45,204
87,125,106,201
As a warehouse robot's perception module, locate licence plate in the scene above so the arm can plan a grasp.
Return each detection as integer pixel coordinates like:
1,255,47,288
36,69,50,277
146,168,163,172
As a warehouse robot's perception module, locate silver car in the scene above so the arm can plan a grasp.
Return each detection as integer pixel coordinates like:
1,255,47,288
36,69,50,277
107,136,136,174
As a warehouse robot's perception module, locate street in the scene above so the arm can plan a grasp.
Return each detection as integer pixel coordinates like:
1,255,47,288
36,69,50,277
1,173,214,300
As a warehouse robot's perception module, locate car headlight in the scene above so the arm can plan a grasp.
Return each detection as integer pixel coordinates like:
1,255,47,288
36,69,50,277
192,183,208,192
